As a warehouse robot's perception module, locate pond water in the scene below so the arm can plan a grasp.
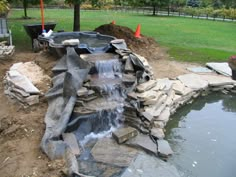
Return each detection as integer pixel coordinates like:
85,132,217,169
166,93,236,177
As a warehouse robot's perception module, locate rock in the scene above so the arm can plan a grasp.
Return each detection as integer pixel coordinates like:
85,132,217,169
122,73,136,85
136,80,156,92
125,57,135,72
141,111,154,122
151,128,165,139
62,133,80,156
178,73,208,90
157,140,173,157
165,90,175,106
121,153,181,177
153,121,165,129
156,107,170,124
77,87,88,96
6,73,40,94
155,78,173,93
200,74,236,87
172,80,192,96
91,138,138,167
187,66,213,73
25,95,39,105
112,126,138,144
144,102,167,118
206,62,231,76
142,91,163,106
125,134,157,155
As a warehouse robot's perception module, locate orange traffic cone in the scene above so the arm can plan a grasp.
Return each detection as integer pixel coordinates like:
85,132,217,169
134,24,141,38
111,20,116,25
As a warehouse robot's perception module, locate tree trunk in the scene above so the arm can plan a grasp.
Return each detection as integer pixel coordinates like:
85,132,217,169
152,6,156,15
23,0,27,18
73,3,80,31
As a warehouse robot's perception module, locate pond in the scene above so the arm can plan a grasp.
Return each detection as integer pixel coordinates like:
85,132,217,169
166,93,236,177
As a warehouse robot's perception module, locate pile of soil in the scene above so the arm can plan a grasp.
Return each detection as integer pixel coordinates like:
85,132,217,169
94,24,168,61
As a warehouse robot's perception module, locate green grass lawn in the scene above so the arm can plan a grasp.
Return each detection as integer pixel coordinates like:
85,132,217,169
8,9,236,63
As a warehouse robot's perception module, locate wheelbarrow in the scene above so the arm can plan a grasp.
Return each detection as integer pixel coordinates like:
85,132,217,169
23,22,56,52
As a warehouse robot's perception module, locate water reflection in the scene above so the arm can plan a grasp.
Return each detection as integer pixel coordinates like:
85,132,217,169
166,93,236,177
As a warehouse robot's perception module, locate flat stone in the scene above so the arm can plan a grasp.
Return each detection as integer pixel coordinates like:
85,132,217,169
121,153,181,177
165,90,175,106
144,102,167,118
125,57,135,72
122,73,136,84
141,111,154,122
206,62,231,76
153,121,165,129
91,138,138,167
172,80,193,96
112,126,138,144
62,133,80,156
125,134,157,155
200,74,236,87
25,95,39,105
6,74,40,94
136,80,156,92
77,87,88,96
156,107,170,124
136,90,161,101
142,91,163,106
157,140,173,157
178,73,208,90
187,66,213,73
155,78,173,92
151,128,165,139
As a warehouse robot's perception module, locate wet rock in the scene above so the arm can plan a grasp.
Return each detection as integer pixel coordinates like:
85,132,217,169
91,138,138,167
136,80,156,92
157,140,173,157
151,128,165,139
125,134,157,155
112,126,138,144
62,133,80,156
178,73,208,90
121,153,181,177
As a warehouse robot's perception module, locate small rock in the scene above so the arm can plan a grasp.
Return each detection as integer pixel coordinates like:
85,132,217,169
77,87,88,96
112,126,138,144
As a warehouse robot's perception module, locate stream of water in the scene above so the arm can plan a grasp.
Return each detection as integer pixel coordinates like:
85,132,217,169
166,93,236,177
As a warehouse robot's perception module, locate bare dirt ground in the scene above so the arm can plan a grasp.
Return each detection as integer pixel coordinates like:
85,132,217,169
0,24,201,177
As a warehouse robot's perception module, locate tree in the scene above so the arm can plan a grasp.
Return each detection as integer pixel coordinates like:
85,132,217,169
9,0,51,18
65,0,104,31
187,0,201,7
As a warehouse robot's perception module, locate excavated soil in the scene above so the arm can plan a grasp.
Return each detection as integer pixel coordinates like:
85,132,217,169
0,25,200,177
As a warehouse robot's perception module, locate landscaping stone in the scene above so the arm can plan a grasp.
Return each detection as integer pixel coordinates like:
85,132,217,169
112,126,138,144
125,57,135,72
121,153,181,177
157,140,173,157
151,128,165,139
178,73,208,90
187,66,213,73
136,80,156,92
200,74,236,87
156,107,170,124
62,133,80,156
153,121,165,129
125,134,157,155
91,138,138,167
76,87,88,96
206,62,231,76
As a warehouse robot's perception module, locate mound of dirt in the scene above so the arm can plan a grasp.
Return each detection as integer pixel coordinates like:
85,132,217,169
94,24,168,61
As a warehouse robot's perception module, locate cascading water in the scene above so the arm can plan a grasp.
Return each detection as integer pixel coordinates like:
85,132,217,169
74,57,125,146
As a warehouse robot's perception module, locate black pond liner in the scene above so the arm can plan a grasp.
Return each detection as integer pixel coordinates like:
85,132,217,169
39,31,116,57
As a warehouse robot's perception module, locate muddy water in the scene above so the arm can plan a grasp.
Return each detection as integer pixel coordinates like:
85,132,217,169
166,93,236,177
